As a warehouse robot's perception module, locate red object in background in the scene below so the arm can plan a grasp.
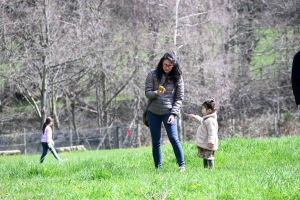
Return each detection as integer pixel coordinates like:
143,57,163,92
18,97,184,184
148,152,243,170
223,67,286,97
124,129,130,136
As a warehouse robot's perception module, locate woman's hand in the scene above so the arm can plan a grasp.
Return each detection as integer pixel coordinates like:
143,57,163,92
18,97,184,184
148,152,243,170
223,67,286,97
167,114,175,124
155,88,166,96
208,143,214,148
48,141,54,149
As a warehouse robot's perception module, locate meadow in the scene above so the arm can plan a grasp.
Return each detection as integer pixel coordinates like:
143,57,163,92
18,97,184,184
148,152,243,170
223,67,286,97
0,136,300,200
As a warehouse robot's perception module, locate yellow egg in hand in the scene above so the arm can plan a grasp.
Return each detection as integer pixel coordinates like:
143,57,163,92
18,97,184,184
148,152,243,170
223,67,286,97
159,85,165,91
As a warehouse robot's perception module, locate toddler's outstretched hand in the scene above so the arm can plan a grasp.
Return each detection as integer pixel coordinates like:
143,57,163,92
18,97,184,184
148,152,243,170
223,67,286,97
188,114,195,119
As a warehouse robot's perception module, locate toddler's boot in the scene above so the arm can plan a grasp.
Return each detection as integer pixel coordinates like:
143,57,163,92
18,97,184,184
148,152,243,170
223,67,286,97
207,160,214,169
203,159,209,168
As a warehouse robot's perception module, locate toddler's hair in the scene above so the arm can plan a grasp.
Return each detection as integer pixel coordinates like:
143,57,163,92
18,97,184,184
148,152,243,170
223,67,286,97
202,98,216,112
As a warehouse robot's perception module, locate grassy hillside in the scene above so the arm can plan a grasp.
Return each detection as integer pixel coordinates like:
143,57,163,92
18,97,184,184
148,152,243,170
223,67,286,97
0,136,299,199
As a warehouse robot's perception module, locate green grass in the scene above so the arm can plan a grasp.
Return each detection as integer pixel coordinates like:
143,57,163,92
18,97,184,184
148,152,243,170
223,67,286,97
0,136,300,199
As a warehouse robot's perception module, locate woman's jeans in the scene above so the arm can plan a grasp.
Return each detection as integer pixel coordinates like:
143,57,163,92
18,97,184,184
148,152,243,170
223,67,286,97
40,142,62,163
147,111,185,168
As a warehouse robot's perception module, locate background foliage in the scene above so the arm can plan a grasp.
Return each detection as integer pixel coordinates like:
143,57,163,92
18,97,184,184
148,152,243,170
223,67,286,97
0,0,300,145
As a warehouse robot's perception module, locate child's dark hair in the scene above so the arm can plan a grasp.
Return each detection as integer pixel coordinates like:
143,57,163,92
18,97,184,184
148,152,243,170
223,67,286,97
42,117,53,134
202,98,216,112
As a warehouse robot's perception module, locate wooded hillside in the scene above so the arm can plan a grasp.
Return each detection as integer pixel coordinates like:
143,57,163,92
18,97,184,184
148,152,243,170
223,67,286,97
0,0,299,144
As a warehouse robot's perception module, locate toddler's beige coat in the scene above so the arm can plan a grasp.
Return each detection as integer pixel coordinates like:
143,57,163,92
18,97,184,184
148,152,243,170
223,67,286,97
192,112,218,151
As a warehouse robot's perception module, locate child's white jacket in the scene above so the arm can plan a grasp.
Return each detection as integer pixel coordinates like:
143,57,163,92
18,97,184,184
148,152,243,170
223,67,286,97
192,112,218,151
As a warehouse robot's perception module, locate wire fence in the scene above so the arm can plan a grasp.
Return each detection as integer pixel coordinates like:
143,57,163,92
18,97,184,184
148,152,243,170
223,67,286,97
0,126,138,155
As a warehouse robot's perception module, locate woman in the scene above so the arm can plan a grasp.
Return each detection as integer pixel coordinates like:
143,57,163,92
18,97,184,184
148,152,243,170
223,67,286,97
145,51,186,172
40,117,63,163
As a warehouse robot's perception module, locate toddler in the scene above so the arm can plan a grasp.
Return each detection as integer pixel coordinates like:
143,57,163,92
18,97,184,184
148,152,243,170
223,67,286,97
189,98,218,169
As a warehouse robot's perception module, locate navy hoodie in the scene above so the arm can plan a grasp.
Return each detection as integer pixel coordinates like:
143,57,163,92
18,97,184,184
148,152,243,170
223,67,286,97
292,50,300,105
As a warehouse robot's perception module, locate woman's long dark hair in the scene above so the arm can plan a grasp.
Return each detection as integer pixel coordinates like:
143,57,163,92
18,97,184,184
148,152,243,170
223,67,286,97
42,117,53,134
156,51,182,85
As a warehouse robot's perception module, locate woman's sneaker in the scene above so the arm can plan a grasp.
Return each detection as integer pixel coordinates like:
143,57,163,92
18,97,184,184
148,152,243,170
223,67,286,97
179,166,185,172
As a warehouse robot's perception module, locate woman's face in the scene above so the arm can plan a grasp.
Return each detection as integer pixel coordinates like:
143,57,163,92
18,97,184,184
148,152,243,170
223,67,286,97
162,59,173,74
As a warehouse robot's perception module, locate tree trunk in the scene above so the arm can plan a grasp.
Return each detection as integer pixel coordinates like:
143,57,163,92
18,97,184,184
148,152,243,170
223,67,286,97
174,0,183,140
40,0,50,126
51,88,61,130
41,56,48,126
71,99,80,141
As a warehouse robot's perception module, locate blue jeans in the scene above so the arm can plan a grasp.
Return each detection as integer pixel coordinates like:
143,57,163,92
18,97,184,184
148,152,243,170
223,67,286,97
147,111,185,168
40,142,62,163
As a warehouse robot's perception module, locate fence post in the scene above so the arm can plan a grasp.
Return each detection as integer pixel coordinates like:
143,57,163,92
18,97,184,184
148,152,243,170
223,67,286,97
70,129,73,147
117,126,122,149
115,126,119,149
178,110,183,141
136,123,141,147
23,128,27,155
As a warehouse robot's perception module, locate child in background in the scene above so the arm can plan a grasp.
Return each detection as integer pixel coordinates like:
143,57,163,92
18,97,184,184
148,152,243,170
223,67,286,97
189,99,218,169
40,117,63,163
